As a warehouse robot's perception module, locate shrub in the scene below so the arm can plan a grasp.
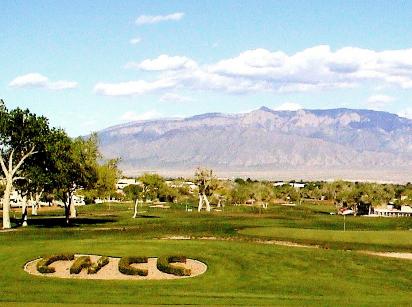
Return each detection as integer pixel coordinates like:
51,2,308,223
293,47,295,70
156,255,191,276
70,256,92,274
118,256,148,276
88,256,110,274
36,254,75,274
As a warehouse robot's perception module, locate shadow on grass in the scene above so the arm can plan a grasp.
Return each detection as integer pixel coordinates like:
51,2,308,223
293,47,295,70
12,217,117,228
136,214,160,219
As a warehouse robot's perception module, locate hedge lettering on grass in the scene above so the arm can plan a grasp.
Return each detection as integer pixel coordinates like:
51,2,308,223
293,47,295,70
118,256,148,276
156,255,191,276
36,254,75,274
88,256,110,274
70,256,92,274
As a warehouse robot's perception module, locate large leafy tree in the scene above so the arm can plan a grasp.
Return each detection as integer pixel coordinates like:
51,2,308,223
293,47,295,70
95,158,121,200
138,173,166,202
46,130,99,224
0,100,51,229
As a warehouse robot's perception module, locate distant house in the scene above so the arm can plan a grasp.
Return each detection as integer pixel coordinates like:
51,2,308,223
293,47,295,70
116,178,138,192
290,182,305,189
273,181,305,188
374,204,412,217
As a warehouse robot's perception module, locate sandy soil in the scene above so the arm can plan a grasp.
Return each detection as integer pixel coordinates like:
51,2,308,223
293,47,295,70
24,255,207,280
161,236,412,260
361,251,412,260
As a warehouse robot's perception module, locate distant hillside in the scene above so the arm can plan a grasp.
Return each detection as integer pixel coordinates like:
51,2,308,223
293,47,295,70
97,107,412,182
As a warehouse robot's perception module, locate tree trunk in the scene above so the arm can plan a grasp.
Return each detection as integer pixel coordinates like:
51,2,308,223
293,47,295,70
65,192,71,225
2,178,13,229
203,193,211,212
197,193,203,212
21,195,28,227
70,194,76,218
217,198,221,208
133,199,138,218
32,192,41,216
65,204,70,225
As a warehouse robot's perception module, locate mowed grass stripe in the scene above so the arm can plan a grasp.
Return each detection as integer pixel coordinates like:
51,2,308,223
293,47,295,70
240,227,412,250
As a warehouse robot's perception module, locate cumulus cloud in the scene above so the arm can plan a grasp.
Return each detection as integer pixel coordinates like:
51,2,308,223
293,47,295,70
136,12,184,25
273,102,303,111
95,45,412,97
159,93,193,103
129,37,142,45
120,110,162,121
126,55,197,71
9,73,78,90
365,94,395,110
94,78,177,96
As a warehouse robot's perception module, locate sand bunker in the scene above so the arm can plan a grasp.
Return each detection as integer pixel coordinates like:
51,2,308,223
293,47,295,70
361,251,412,260
24,255,207,280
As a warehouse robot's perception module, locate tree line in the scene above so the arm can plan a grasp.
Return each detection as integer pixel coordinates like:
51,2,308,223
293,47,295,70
120,168,412,216
0,100,120,228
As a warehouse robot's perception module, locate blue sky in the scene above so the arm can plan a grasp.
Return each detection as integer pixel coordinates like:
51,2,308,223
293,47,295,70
2,0,412,136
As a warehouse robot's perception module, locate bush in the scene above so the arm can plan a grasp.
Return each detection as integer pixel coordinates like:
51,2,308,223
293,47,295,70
88,256,110,274
36,254,75,274
118,256,148,276
156,255,191,276
70,256,92,274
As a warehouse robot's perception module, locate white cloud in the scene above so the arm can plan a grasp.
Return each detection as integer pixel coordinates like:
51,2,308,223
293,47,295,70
365,94,395,110
94,78,177,96
159,93,193,103
95,45,412,97
9,73,78,90
120,110,162,121
398,108,412,119
135,55,197,71
136,12,184,25
129,37,142,45
273,102,303,111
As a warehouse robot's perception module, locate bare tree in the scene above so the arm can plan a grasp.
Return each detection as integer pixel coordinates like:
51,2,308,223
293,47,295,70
194,168,215,212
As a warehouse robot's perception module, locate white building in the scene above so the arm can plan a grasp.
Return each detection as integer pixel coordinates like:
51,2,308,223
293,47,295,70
374,205,412,217
116,178,138,191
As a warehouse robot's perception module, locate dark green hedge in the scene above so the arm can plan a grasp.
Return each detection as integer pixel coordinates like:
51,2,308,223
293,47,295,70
36,254,75,274
70,256,92,274
118,256,148,276
156,255,191,276
88,256,110,274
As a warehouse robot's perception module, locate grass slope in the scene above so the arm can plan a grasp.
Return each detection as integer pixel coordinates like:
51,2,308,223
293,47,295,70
0,201,411,305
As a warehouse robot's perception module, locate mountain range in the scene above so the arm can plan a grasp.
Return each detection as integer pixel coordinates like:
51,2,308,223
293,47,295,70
97,107,412,182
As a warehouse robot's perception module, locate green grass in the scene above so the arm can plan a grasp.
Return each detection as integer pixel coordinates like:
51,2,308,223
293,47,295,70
239,227,412,251
0,201,411,305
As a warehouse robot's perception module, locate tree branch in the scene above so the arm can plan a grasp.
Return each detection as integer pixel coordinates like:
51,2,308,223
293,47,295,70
11,146,37,175
12,176,26,182
0,153,8,176
8,148,15,173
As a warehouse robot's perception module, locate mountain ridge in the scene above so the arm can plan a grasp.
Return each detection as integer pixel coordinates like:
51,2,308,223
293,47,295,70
97,107,412,181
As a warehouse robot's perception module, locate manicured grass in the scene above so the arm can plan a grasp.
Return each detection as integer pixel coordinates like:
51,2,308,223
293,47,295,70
1,237,412,305
0,201,411,305
239,227,412,251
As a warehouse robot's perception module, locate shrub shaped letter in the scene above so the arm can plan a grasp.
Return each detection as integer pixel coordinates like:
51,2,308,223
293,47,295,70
88,256,110,274
70,256,92,274
118,256,148,276
157,255,191,276
36,254,75,274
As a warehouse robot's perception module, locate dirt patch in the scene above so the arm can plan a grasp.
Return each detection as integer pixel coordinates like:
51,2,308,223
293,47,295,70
360,251,412,261
24,255,207,280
